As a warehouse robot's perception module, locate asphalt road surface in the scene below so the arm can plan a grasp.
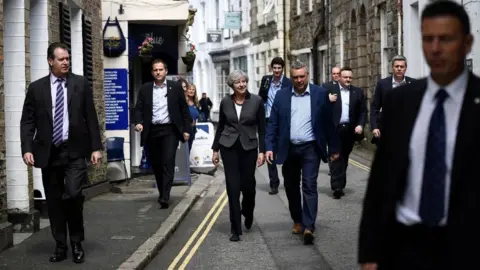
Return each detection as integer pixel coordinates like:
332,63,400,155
147,159,370,270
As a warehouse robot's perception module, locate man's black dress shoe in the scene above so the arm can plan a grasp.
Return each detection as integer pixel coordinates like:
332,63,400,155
158,198,169,209
333,189,345,199
49,250,67,262
71,242,85,264
244,216,253,230
269,187,278,195
229,234,240,242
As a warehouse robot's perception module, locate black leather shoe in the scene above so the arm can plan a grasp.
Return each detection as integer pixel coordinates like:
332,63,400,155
333,189,345,199
269,187,278,195
229,234,240,242
244,216,253,230
71,243,85,264
49,250,67,262
159,201,169,209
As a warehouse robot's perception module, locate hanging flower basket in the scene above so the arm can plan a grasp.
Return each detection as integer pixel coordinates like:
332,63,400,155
138,54,152,64
181,42,197,72
181,54,196,72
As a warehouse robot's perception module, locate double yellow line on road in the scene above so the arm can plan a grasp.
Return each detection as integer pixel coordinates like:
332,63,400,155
349,158,371,172
168,190,228,269
168,159,370,269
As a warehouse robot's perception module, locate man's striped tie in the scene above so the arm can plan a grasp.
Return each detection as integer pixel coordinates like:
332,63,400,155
52,78,64,146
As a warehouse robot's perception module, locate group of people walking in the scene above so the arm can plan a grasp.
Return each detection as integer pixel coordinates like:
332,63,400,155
213,1,480,270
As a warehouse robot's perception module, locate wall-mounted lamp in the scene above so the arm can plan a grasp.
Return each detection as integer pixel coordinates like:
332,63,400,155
118,4,124,14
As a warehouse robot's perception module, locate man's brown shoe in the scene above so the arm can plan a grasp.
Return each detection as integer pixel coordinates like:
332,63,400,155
292,223,302,234
303,229,314,245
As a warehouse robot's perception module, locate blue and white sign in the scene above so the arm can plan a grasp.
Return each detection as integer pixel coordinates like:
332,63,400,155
224,12,242,29
190,122,216,174
104,69,129,130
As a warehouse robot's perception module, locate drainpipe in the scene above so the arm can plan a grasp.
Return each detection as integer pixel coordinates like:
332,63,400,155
283,0,290,70
397,0,402,55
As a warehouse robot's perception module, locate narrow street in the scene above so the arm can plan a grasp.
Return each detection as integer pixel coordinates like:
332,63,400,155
146,157,370,270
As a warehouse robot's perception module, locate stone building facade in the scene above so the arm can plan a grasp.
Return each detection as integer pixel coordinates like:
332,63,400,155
290,0,402,147
0,0,105,250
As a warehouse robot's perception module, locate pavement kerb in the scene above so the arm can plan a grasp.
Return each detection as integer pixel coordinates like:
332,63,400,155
116,172,218,270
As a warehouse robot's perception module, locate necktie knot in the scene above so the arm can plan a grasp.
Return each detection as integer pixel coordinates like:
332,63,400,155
435,89,449,103
56,78,64,84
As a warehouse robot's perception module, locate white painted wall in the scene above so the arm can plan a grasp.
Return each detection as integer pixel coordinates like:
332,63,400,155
403,0,480,77
4,0,29,212
70,7,84,75
29,0,49,200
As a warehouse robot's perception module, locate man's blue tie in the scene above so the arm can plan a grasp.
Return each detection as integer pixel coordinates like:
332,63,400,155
52,78,64,146
419,88,448,227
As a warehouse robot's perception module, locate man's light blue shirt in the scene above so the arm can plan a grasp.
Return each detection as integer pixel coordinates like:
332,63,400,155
265,76,284,118
290,84,315,144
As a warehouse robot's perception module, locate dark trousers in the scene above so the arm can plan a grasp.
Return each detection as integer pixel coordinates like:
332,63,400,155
282,142,320,231
41,143,87,251
220,140,257,235
265,118,279,189
330,123,355,190
379,223,449,270
147,124,179,202
188,125,196,153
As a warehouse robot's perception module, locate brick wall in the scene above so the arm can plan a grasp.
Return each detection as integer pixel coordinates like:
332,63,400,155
0,0,7,223
48,0,106,183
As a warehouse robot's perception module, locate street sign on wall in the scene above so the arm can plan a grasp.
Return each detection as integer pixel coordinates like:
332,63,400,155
207,31,222,43
104,68,129,130
224,12,241,29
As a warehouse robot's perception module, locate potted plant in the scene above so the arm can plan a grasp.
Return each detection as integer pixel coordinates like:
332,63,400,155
182,42,197,72
137,37,153,63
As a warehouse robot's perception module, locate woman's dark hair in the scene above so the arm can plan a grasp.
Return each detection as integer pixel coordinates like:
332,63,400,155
177,77,189,89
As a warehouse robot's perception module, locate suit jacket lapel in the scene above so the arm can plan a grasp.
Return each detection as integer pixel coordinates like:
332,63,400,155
286,89,292,129
450,73,480,207
166,80,174,113
349,86,356,117
42,76,53,125
67,74,75,107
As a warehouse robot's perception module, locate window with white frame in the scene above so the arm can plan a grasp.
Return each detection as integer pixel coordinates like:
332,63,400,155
215,0,220,29
296,0,301,15
296,53,313,83
234,56,248,73
380,4,389,78
308,0,313,12
216,64,230,103
317,49,327,83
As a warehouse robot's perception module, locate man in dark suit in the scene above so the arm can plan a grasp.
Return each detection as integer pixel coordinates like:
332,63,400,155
258,57,292,195
359,2,480,269
265,61,339,245
20,42,102,264
322,66,341,87
370,55,415,144
134,59,191,209
323,67,367,199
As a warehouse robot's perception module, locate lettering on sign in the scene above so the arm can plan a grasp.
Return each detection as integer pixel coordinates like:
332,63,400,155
104,69,129,130
145,32,164,46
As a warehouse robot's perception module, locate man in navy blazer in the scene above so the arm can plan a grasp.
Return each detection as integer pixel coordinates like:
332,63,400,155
258,57,293,195
370,55,415,144
265,61,340,245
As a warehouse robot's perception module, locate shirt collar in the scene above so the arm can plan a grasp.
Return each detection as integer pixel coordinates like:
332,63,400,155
50,73,66,84
154,80,167,88
427,68,468,103
392,76,406,84
292,84,310,96
271,75,284,86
